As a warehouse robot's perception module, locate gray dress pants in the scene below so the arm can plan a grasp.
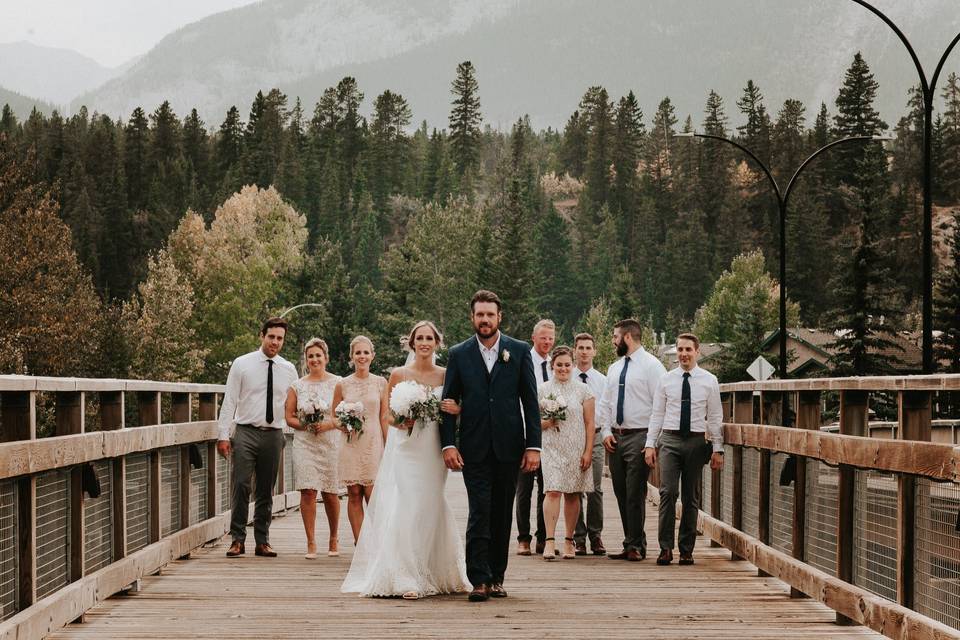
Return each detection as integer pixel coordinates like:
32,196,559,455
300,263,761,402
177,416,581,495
229,424,283,545
656,431,712,555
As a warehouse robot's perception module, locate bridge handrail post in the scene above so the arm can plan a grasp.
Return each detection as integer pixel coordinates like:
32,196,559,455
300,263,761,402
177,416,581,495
1,389,37,609
757,391,781,577
792,389,820,598
837,389,869,625
731,391,752,561
897,390,931,610
198,393,220,519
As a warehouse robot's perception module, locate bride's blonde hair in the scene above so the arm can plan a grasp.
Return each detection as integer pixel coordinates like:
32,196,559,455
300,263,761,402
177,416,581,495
406,320,444,351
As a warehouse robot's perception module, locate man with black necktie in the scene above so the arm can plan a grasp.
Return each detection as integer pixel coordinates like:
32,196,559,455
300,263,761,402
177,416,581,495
515,318,555,556
217,317,298,558
644,333,724,566
571,332,607,556
599,319,665,561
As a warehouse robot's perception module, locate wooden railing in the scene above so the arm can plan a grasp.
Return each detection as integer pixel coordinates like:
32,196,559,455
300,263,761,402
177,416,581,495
690,374,960,640
0,376,300,640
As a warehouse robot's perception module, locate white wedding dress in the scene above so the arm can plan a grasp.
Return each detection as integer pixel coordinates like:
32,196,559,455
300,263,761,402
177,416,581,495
341,386,469,597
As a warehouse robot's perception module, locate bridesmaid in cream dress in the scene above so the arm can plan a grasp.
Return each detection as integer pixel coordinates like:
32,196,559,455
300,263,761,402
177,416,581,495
328,335,390,544
284,338,342,559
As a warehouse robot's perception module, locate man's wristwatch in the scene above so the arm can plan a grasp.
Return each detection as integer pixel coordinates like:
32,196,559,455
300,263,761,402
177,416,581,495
714,450,724,455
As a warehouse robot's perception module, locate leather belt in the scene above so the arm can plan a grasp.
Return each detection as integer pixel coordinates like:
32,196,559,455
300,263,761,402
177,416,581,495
611,427,645,436
238,423,276,432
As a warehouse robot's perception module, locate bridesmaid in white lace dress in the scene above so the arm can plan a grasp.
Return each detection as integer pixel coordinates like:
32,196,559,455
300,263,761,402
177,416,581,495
283,338,342,559
538,345,596,560
329,336,389,544
341,321,469,599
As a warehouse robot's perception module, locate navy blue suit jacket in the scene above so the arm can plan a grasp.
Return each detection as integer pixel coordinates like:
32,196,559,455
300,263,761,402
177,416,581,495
440,333,542,464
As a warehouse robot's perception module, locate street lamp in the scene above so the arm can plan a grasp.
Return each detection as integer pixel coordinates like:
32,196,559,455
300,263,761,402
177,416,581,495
279,303,324,318
850,0,960,373
674,131,891,377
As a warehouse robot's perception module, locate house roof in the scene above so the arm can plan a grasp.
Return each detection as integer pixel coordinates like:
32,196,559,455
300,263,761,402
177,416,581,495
761,327,923,373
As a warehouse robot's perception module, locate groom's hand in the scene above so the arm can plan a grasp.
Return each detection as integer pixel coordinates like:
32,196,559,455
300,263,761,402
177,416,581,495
443,447,464,471
520,449,540,472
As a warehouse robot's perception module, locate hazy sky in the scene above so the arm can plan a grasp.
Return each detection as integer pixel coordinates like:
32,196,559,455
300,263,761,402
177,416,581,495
0,0,258,67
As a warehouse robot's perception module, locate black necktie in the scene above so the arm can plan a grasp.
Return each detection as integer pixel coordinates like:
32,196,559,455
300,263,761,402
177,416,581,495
579,372,588,384
541,360,549,382
616,356,630,425
265,359,274,424
679,371,691,437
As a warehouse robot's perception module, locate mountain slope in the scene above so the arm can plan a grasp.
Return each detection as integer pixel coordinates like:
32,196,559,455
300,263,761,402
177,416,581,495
75,0,960,128
0,41,127,107
0,86,58,117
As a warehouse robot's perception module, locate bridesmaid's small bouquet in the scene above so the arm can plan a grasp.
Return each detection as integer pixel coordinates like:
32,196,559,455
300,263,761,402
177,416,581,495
335,401,365,442
301,396,329,434
389,381,440,433
539,394,568,431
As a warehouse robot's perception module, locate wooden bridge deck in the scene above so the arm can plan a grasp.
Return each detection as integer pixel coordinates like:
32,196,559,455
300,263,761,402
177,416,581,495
47,477,883,640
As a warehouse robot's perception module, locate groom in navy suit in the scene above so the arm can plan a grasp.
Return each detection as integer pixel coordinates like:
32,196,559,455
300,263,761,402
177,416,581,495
441,290,542,602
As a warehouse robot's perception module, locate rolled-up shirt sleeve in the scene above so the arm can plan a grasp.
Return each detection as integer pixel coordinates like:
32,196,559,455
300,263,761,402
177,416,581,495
217,359,242,441
706,376,724,452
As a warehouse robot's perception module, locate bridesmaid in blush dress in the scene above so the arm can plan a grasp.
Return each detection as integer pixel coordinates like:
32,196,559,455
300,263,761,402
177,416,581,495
329,335,390,544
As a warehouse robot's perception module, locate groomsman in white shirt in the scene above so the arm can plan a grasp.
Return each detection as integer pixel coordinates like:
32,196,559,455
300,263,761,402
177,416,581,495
217,317,299,558
599,319,665,561
644,333,724,566
571,332,607,555
516,318,555,556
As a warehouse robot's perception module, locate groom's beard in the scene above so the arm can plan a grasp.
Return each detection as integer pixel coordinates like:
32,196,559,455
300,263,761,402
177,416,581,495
616,340,628,357
474,321,499,339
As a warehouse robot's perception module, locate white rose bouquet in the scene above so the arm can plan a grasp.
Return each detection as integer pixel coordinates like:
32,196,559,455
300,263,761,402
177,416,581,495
300,394,329,434
335,401,365,442
389,380,440,434
539,393,568,431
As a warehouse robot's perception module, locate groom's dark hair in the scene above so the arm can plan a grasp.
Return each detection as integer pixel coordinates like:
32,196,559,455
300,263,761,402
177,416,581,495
471,289,502,312
613,318,644,341
260,317,288,336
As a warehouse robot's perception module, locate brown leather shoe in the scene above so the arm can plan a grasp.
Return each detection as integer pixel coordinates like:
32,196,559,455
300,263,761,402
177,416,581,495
626,549,643,562
489,583,507,598
608,549,629,560
517,541,532,556
574,539,587,556
468,584,490,602
678,553,694,565
656,549,673,565
254,543,277,557
590,537,606,555
226,540,245,557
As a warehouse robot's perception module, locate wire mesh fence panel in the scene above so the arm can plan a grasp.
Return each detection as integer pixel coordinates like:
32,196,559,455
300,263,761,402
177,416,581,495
853,471,898,601
35,470,70,600
0,482,17,621
915,479,960,629
217,450,231,515
742,448,760,538
83,461,113,574
160,448,181,538
189,446,208,525
702,462,713,515
805,461,838,577
721,444,734,524
125,454,150,553
769,453,793,554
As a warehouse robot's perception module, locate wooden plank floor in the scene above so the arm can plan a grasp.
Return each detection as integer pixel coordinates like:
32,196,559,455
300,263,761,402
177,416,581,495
49,476,883,639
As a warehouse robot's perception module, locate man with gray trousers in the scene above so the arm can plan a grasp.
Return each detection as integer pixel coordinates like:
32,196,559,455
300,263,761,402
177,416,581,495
217,317,298,558
644,332,724,566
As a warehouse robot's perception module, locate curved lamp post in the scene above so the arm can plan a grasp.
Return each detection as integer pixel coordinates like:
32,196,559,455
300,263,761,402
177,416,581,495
675,131,890,377
279,303,324,319
850,0,960,373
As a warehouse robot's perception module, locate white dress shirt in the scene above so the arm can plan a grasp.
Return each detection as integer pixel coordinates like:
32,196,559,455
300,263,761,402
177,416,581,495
646,365,724,453
597,346,666,441
530,349,552,383
477,333,501,373
217,349,299,440
576,366,606,400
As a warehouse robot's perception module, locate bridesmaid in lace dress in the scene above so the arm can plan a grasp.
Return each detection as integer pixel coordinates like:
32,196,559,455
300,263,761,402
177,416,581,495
284,338,342,559
329,335,390,544
538,345,596,560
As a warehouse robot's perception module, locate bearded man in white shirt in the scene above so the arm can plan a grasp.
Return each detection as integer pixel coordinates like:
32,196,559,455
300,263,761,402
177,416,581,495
644,333,724,566
217,317,299,558
599,319,666,561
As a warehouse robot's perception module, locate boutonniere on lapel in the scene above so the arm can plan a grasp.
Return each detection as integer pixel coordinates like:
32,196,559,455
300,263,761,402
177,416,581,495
501,349,511,363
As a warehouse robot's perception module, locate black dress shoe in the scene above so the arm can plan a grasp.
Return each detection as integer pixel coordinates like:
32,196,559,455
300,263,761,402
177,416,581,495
468,584,490,602
574,540,587,556
678,553,694,565
656,549,673,565
489,583,508,598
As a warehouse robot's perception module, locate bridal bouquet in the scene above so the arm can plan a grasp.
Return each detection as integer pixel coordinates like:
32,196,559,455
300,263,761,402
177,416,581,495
539,393,568,430
389,380,440,433
335,401,365,442
300,395,330,434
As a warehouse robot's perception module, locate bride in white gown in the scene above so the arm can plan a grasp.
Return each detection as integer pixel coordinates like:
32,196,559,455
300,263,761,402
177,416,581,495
341,321,469,599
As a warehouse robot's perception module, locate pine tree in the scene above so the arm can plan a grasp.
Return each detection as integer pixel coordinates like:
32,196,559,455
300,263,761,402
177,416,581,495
449,61,482,178
560,109,587,179
580,86,615,215
182,108,211,211
125,107,150,212
832,52,887,186
215,106,244,201
934,212,960,373
369,90,412,210
700,90,731,236
276,97,307,208
940,73,960,201
736,80,772,164
533,202,579,327
612,91,644,261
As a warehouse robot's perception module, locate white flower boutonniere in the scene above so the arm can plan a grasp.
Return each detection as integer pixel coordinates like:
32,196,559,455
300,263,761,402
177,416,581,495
501,349,511,363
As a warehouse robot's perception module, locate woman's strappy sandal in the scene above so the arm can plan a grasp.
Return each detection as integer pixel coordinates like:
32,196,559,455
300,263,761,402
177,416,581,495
563,537,576,559
542,537,557,561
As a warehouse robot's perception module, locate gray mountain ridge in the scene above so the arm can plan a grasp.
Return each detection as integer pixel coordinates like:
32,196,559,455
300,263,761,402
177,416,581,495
25,1,960,129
